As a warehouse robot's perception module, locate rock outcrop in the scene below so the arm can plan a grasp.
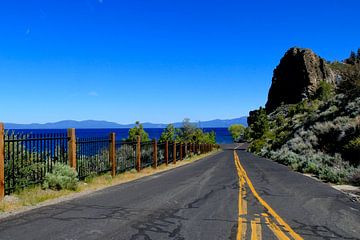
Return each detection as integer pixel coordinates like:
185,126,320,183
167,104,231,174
265,47,337,112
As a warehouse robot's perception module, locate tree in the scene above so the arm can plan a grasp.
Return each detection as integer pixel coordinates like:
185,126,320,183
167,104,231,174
159,124,176,142
345,51,357,65
175,118,216,144
357,48,360,61
228,124,246,142
247,107,269,139
176,118,197,143
338,64,360,99
127,121,150,142
313,81,334,101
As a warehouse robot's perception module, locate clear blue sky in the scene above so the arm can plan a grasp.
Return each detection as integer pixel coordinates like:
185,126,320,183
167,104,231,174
0,0,359,124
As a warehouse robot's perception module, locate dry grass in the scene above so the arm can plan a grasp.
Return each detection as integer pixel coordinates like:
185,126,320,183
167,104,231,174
0,150,221,215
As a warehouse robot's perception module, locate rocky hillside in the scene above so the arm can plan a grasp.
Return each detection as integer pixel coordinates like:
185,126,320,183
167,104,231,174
266,48,337,112
246,47,360,185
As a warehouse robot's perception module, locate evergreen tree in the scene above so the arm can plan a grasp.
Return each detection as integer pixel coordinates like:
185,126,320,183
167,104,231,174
345,51,357,64
127,121,150,142
159,124,176,142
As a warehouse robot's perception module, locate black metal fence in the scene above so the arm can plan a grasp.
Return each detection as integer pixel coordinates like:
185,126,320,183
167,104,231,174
76,137,111,179
1,128,217,196
4,132,68,194
115,141,137,173
140,141,154,168
157,142,166,165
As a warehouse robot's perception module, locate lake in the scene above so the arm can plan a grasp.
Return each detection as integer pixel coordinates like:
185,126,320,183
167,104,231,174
9,128,233,144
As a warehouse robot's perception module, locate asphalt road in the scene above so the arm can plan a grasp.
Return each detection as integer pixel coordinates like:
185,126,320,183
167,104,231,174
0,144,359,240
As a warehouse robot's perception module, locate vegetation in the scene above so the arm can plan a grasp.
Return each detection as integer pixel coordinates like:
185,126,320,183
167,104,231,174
159,118,216,144
159,124,176,142
246,50,360,185
43,163,78,191
126,121,150,142
228,124,246,142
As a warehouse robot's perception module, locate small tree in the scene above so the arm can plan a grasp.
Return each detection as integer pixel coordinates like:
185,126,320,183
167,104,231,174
127,121,150,142
176,118,197,143
313,81,334,101
228,124,246,142
159,124,176,142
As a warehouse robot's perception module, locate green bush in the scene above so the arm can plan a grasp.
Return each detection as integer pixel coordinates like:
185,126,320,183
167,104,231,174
303,161,320,175
43,163,78,191
249,138,267,153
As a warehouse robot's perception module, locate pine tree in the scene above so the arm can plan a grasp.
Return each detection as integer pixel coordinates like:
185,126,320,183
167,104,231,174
346,51,357,64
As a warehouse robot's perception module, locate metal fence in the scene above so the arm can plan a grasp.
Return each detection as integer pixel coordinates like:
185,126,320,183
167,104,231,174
4,132,68,194
140,141,154,168
0,126,217,197
76,137,111,179
115,141,137,173
157,142,166,165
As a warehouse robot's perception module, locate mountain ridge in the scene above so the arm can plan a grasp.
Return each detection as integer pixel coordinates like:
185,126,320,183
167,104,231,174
5,117,248,129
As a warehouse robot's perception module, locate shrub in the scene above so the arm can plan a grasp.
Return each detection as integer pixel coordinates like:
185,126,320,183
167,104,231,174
343,136,360,165
43,163,78,191
248,138,267,153
319,166,342,183
303,161,320,175
313,81,335,101
348,169,360,186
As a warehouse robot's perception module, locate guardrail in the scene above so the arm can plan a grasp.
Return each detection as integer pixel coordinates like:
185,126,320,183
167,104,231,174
0,123,218,199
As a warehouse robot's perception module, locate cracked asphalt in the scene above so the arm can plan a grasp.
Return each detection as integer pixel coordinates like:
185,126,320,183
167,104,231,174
0,144,359,240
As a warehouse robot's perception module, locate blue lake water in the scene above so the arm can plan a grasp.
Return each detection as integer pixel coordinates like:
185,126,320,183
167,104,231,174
10,128,233,144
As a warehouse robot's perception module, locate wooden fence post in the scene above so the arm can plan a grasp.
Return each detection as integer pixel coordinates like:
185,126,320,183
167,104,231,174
110,133,116,177
165,141,169,165
136,136,141,172
184,143,187,158
173,141,177,164
67,128,76,169
0,123,4,200
153,139,158,169
180,143,183,160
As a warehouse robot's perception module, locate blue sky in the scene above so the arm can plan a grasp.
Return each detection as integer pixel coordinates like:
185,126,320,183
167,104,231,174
0,0,359,124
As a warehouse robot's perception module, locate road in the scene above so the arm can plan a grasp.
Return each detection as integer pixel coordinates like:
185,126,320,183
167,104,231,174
0,144,359,240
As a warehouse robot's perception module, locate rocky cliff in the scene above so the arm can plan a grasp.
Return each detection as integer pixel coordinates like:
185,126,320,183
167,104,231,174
265,47,337,112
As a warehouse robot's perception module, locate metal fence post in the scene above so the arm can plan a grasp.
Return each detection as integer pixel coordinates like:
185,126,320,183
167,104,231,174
67,128,76,169
136,136,141,172
153,139,158,169
165,141,169,165
0,123,4,199
110,133,116,177
173,141,177,164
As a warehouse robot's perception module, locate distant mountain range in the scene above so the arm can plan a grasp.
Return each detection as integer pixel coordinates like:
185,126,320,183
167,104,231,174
5,117,248,129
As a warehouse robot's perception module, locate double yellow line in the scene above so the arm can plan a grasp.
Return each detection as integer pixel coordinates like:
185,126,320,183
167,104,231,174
233,150,303,240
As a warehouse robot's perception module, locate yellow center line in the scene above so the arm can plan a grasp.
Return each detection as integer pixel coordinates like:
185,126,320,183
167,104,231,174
234,151,247,239
251,217,262,240
264,216,290,240
233,150,303,240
